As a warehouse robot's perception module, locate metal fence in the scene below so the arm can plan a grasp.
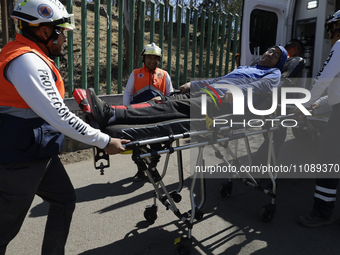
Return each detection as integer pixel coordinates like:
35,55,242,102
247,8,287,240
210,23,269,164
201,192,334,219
64,0,240,97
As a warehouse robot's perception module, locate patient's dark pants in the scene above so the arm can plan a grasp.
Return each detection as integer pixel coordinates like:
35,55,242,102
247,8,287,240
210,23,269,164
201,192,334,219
0,155,76,255
114,92,231,124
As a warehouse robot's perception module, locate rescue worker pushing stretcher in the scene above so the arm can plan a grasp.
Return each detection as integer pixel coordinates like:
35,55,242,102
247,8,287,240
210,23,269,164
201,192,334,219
0,0,129,254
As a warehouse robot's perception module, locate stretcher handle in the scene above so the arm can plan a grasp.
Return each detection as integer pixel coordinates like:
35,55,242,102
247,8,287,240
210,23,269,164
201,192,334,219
122,141,140,150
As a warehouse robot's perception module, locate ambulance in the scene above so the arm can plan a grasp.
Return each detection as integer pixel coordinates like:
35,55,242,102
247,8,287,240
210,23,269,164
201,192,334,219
240,0,339,142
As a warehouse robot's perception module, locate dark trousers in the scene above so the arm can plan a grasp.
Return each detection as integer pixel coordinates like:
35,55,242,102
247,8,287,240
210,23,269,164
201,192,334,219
312,104,340,218
313,176,339,218
114,92,231,125
311,151,340,218
0,155,76,255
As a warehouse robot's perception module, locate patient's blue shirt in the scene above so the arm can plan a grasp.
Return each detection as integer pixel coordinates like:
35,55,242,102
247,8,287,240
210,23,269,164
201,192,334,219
191,64,281,104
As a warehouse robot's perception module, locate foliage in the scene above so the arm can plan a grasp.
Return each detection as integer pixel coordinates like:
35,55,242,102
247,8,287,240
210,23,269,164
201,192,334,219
182,0,243,21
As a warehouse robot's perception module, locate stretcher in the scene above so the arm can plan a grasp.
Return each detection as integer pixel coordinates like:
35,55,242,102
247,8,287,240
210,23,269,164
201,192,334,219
72,56,305,255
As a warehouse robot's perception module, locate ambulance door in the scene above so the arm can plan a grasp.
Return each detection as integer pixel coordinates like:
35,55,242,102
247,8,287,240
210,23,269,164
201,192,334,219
240,0,291,66
293,0,335,80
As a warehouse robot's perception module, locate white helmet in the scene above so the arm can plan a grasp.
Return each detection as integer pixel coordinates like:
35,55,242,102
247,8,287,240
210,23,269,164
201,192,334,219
11,0,75,30
325,10,340,33
141,43,162,57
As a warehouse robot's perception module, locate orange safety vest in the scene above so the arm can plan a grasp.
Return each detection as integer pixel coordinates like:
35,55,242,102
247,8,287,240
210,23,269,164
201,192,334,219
0,34,65,109
133,65,167,96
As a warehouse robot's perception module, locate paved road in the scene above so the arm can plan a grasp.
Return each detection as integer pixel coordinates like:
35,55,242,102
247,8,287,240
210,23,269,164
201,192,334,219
5,128,340,255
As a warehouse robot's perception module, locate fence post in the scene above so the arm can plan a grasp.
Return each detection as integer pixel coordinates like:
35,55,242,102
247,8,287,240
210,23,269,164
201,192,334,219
94,0,100,94
183,6,190,84
1,0,9,46
106,0,112,94
150,0,155,43
218,11,226,77
167,4,173,77
205,11,213,78
55,57,60,71
81,0,87,89
212,12,220,78
175,5,182,89
139,0,145,68
232,14,239,70
128,0,135,75
118,0,124,94
225,13,233,74
191,7,198,79
198,9,206,78
159,2,164,69
67,0,74,97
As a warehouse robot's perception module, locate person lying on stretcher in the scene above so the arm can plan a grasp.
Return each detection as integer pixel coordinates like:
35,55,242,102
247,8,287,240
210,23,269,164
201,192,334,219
85,46,288,129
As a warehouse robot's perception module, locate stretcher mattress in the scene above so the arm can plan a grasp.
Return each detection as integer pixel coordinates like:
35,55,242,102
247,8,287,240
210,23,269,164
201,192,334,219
103,113,248,141
104,117,207,141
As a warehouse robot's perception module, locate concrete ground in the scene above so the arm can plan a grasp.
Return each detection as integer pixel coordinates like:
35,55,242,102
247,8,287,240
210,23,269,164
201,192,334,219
5,128,340,255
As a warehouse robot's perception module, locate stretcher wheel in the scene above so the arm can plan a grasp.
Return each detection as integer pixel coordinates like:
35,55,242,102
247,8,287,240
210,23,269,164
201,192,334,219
144,205,157,224
170,191,182,203
175,237,192,255
220,182,233,197
194,208,204,221
260,204,276,222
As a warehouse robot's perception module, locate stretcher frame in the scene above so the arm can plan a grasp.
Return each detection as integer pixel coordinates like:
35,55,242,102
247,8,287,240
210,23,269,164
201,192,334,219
91,116,282,254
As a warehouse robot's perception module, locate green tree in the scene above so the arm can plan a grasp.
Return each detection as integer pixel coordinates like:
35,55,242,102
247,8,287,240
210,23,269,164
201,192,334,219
222,0,243,16
198,0,242,17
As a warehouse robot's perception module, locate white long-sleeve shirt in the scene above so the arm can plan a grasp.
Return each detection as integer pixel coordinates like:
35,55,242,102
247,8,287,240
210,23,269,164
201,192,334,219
3,52,110,149
305,39,340,107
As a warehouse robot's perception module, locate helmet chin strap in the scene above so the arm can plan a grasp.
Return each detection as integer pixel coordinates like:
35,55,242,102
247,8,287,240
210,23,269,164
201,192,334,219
24,27,61,58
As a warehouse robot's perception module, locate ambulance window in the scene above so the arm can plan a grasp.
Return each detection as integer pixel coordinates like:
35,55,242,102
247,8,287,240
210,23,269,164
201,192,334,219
249,9,278,55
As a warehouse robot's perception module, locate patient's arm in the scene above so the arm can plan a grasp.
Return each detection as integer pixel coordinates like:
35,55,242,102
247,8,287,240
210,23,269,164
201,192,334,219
223,90,233,103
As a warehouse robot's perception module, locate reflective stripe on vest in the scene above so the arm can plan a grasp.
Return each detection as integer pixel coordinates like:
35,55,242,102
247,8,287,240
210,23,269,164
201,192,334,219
133,65,167,97
0,34,65,109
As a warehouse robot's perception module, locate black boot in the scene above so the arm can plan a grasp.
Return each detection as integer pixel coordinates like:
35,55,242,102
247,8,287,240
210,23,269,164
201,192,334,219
86,88,114,129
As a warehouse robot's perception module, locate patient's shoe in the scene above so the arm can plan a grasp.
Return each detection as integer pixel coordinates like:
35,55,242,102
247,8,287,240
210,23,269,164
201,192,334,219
86,88,114,129
298,212,334,228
